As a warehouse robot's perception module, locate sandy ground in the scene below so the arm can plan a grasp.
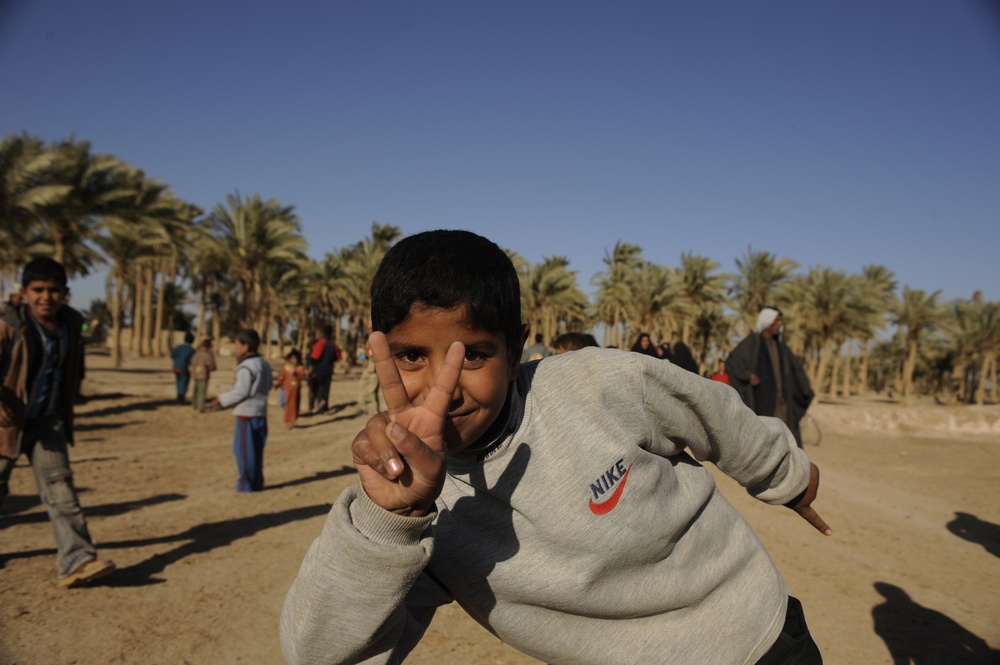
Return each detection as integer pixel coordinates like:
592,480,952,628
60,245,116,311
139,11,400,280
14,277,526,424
2,349,998,665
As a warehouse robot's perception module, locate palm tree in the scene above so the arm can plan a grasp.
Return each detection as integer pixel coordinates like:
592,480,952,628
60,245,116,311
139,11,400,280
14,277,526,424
0,133,60,290
592,242,643,348
336,222,403,357
20,138,132,277
730,247,798,334
205,191,308,329
676,252,729,357
969,298,1000,405
521,256,588,344
187,221,233,344
892,287,945,404
855,265,897,396
625,262,685,346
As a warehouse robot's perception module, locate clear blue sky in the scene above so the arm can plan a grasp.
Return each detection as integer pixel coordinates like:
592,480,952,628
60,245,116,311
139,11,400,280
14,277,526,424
3,0,999,308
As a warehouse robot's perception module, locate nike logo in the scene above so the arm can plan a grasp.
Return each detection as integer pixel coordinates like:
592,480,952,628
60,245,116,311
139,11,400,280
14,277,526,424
589,462,633,515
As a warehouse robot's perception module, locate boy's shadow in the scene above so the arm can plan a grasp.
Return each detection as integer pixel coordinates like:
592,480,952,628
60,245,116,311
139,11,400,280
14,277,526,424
100,503,332,587
872,582,999,664
946,512,1000,557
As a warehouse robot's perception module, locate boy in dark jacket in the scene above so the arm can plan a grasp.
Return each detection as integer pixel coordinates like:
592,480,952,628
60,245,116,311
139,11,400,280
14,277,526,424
0,258,115,587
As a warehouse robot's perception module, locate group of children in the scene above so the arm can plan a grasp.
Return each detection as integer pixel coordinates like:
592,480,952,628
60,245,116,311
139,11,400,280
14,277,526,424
5,233,830,663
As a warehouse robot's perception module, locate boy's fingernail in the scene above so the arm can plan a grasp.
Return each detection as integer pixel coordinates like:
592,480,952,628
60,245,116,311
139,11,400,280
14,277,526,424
387,458,403,476
388,422,405,442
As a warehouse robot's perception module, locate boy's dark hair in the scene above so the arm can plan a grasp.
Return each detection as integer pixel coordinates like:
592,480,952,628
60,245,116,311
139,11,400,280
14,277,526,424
22,257,68,288
322,324,333,338
184,331,195,344
553,332,599,352
236,329,261,353
371,230,522,355
286,348,302,362
200,339,213,349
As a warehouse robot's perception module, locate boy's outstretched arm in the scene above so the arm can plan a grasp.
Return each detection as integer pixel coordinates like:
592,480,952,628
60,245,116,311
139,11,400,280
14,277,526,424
351,332,465,517
784,462,832,536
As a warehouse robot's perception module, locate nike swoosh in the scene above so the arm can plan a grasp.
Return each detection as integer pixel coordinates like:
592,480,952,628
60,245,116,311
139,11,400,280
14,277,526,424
589,464,633,515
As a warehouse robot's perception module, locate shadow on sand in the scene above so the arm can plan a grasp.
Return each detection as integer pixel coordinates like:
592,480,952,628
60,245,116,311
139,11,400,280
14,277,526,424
872,582,999,664
947,512,1000,558
100,503,331,587
266,465,357,491
0,492,186,528
76,397,179,419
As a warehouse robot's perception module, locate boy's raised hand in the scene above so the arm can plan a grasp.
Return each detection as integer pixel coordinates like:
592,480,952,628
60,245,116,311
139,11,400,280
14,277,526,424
352,331,464,517
785,462,833,536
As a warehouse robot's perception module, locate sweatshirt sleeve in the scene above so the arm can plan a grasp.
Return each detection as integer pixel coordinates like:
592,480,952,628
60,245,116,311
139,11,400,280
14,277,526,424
280,485,452,665
635,354,810,506
217,365,253,409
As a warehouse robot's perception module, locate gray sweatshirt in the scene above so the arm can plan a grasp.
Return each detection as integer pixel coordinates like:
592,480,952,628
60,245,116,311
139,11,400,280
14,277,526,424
281,348,812,665
217,355,272,417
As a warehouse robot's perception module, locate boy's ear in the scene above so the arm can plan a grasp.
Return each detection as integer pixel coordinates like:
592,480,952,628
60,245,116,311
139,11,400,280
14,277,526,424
510,324,530,372
518,324,530,348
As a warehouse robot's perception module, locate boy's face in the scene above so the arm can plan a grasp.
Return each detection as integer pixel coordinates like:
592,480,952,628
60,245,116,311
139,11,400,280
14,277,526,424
234,339,249,357
21,279,68,323
386,304,526,453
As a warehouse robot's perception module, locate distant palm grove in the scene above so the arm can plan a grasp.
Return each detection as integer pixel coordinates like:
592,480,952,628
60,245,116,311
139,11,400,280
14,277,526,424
2,133,997,405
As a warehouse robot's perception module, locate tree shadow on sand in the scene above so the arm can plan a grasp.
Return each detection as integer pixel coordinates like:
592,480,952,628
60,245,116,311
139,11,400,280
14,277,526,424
946,512,1000,558
76,397,179,419
75,421,140,432
872,582,999,664
99,503,331,587
0,492,186,528
266,465,357,491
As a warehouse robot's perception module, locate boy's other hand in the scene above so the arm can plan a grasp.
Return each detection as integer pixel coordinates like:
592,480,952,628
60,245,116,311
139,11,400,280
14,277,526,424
351,331,464,517
785,462,832,536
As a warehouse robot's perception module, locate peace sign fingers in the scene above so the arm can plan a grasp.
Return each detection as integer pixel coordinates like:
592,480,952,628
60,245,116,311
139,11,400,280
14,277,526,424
369,331,411,417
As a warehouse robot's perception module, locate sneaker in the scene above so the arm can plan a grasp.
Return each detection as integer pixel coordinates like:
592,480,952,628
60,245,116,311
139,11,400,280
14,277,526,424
58,558,116,588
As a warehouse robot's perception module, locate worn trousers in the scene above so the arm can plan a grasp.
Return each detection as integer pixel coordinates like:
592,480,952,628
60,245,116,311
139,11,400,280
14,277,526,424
232,416,267,492
754,596,823,665
0,418,97,577
192,379,208,412
174,371,190,401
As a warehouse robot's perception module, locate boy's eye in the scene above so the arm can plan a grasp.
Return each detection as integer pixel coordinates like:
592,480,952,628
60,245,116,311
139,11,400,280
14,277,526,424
463,350,490,366
398,351,423,364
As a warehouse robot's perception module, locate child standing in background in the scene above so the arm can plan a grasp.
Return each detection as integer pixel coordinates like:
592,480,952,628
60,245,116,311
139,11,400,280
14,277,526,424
189,339,217,412
274,349,305,429
209,330,272,493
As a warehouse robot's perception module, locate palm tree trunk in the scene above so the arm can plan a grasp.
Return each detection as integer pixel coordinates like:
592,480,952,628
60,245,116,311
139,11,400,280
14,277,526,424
142,264,155,357
111,273,125,367
154,261,167,356
211,306,221,349
901,338,918,405
133,267,146,356
811,337,835,394
167,251,179,350
974,351,995,405
989,353,998,402
857,339,870,397
195,296,206,341
841,341,853,398
827,341,843,400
